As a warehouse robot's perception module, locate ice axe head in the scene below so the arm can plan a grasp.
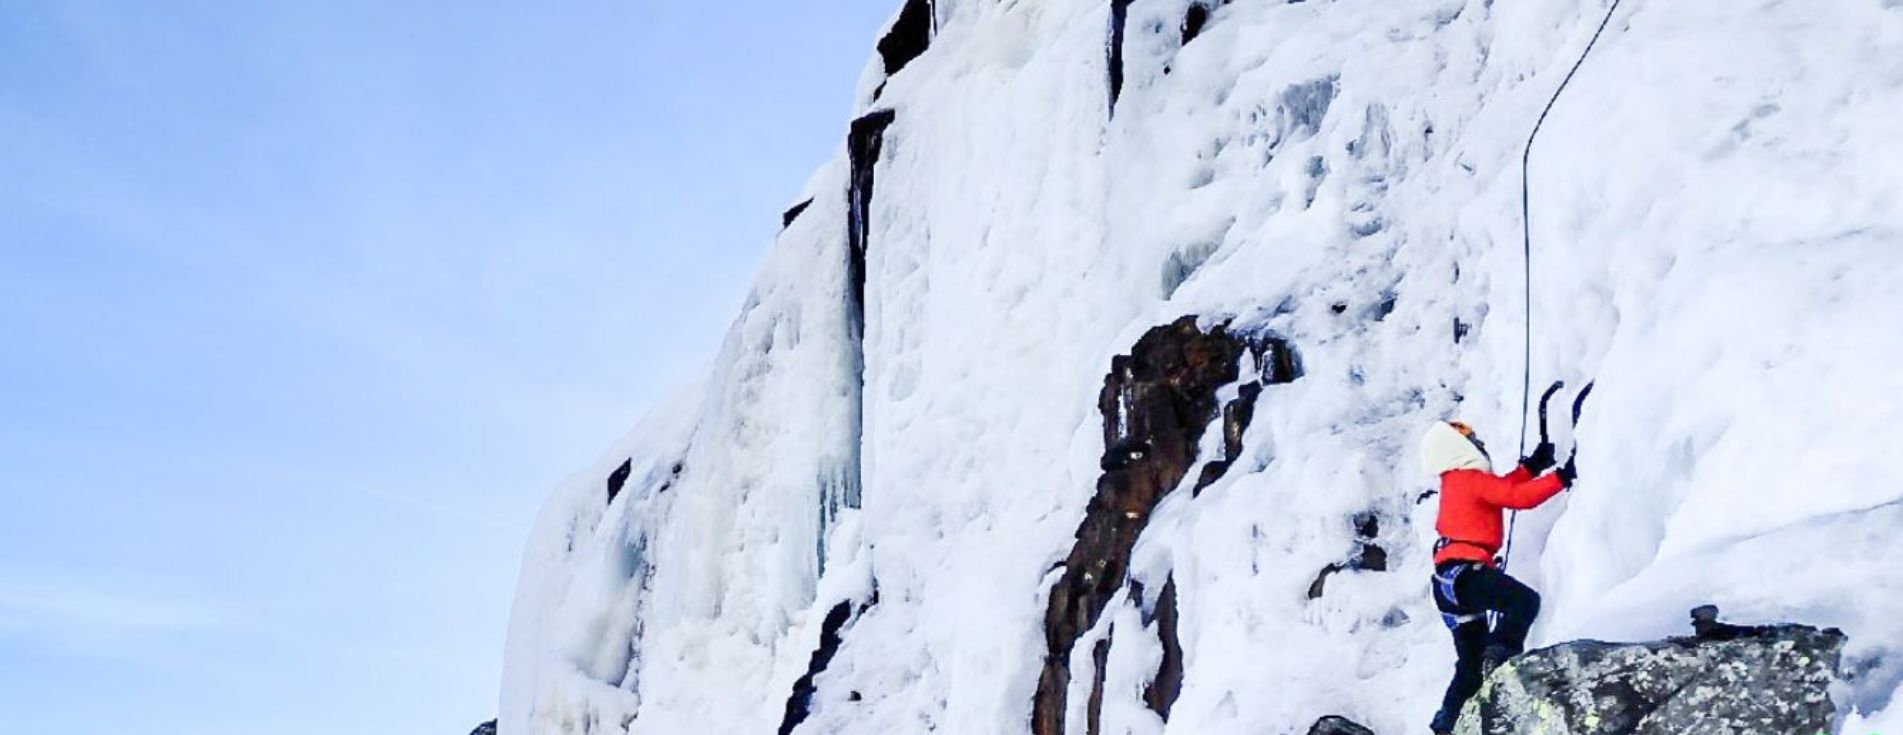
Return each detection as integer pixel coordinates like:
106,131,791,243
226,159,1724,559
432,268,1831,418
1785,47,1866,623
1537,381,1566,442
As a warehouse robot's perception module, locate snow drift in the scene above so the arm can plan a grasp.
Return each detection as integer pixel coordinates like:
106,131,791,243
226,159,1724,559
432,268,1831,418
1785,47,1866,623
500,0,1903,733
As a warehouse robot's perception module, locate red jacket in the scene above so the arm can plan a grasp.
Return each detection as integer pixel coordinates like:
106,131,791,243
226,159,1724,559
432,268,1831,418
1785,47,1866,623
1433,466,1565,567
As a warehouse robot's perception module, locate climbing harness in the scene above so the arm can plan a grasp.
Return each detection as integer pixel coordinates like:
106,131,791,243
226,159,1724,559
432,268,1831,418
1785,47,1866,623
1503,0,1627,572
1433,536,1495,561
1432,561,1482,629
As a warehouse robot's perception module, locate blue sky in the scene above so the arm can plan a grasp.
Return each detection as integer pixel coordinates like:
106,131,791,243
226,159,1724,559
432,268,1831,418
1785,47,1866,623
0,2,899,732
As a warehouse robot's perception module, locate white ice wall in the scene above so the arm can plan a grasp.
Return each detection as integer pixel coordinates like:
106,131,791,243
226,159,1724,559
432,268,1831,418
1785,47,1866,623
503,0,1903,732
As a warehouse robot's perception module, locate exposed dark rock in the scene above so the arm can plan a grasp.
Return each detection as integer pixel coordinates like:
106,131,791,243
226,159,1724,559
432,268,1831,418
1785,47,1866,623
467,720,497,735
1457,609,1845,735
1254,334,1303,385
1307,715,1376,735
1306,512,1388,599
1034,317,1293,735
657,461,684,494
1351,511,1387,572
1209,335,1298,473
1304,564,1339,600
1222,382,1265,459
841,109,894,524
847,110,897,322
1369,293,1398,321
606,458,633,503
782,198,814,229
1453,317,1471,344
1352,511,1380,539
844,126,889,321
1085,633,1113,735
1100,437,1152,472
1355,543,1388,572
1108,0,1135,113
1193,375,1268,495
1181,3,1211,46
1689,603,1784,641
877,0,933,76
1142,576,1185,719
778,600,865,735
1192,459,1232,492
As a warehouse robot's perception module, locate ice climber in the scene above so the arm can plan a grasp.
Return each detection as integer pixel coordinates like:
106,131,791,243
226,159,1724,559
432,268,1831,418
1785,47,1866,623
1419,419,1573,734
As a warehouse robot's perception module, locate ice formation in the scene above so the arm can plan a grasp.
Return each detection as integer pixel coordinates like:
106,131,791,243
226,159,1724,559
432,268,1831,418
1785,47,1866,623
500,1,1903,733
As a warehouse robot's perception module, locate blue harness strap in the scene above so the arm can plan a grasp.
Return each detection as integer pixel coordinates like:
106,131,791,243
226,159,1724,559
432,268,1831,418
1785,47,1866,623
1434,562,1482,630
1434,563,1464,604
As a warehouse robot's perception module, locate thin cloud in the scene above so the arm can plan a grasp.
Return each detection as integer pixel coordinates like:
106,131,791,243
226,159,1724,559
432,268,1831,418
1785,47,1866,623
0,574,226,646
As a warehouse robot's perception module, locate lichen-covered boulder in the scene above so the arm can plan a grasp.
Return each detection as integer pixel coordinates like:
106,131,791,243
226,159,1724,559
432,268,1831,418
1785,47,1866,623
1456,616,1844,735
1307,714,1376,735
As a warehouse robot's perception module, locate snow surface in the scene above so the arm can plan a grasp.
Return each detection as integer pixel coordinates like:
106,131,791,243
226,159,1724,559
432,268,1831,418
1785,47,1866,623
503,0,1903,733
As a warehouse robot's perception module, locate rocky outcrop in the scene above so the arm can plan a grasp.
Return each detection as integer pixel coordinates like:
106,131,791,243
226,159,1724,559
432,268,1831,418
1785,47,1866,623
834,107,895,521
1305,511,1388,600
779,598,873,735
1031,317,1298,735
1457,608,1845,735
1141,576,1185,719
782,198,814,229
467,720,497,735
606,459,632,503
876,0,932,76
1307,715,1375,735
1181,3,1211,46
846,109,896,323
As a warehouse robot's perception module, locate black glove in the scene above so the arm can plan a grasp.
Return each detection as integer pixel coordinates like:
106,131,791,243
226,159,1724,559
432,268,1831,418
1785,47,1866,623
1522,441,1557,475
1555,457,1578,488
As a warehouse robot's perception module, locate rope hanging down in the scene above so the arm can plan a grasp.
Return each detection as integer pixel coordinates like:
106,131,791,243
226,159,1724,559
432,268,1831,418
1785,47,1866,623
1502,0,1626,572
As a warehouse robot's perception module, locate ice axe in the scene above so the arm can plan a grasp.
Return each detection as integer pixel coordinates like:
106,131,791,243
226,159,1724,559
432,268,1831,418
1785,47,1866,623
1565,381,1594,465
1535,379,1594,452
1501,380,1590,574
1536,381,1566,447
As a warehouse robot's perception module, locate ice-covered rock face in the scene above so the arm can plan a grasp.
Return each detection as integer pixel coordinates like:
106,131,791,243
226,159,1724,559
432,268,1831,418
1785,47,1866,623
1457,618,1845,735
500,0,1903,733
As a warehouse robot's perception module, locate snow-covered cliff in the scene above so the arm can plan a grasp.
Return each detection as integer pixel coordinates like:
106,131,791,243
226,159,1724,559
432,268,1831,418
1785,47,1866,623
499,0,1903,733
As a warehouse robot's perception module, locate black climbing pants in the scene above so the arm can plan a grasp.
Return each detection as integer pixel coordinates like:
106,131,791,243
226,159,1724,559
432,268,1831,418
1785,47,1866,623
1430,561,1542,730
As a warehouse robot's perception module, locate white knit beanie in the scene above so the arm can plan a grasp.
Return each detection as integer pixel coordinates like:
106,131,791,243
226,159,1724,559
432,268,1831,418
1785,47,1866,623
1420,420,1491,477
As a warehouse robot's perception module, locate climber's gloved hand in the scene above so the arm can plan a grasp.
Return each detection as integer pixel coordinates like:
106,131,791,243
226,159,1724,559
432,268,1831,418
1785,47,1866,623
1555,457,1578,488
1522,441,1558,475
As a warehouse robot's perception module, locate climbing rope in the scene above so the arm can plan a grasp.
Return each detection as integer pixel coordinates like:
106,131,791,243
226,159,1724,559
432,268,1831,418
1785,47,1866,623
1502,0,1626,573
